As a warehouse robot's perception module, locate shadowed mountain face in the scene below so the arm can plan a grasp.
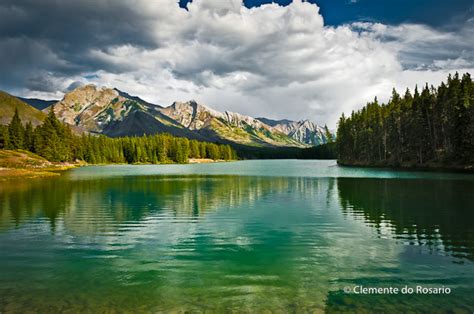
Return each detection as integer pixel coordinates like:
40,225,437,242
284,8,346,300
17,97,58,110
103,110,208,140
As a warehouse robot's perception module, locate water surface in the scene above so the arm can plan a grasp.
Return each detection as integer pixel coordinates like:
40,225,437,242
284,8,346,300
0,160,473,312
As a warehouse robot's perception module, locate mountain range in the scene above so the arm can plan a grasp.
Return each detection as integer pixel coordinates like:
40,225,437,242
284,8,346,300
0,85,330,147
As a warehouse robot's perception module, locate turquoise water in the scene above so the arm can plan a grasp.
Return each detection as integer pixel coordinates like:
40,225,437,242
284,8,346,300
0,160,473,312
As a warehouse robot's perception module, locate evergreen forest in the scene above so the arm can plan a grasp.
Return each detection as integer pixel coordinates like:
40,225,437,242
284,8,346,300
0,107,237,164
337,73,474,169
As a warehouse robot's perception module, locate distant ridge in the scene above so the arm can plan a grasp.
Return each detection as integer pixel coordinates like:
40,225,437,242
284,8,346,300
17,97,58,110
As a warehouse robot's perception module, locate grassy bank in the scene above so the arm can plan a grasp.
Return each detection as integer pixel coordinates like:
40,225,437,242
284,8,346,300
0,150,236,181
0,150,80,181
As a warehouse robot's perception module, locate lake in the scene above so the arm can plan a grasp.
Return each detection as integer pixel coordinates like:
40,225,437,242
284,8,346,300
0,160,473,312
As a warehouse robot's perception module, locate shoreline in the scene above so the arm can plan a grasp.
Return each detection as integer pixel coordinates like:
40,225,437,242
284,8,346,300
0,150,82,181
61,158,234,167
0,166,78,181
0,150,236,181
188,158,229,164
337,160,474,174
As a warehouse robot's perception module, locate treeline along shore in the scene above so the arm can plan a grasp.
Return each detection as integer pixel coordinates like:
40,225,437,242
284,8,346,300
0,107,237,165
0,104,337,169
336,73,474,171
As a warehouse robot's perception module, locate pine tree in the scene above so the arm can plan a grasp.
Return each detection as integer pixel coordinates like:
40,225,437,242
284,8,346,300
323,124,334,144
8,108,25,149
200,142,207,158
0,125,10,149
190,140,200,158
207,143,221,160
24,122,34,151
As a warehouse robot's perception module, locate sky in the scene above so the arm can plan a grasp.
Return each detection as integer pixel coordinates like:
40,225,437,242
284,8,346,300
1,0,473,127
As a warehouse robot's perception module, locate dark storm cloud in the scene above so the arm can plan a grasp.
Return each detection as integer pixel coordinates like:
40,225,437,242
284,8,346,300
0,1,157,48
0,0,160,92
1,0,473,126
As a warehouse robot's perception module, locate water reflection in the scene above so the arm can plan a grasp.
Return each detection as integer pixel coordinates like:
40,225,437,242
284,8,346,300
337,178,474,262
2,175,472,263
1,176,344,311
0,175,327,233
0,173,473,312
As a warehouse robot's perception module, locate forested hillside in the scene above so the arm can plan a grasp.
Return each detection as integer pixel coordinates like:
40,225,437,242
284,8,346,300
0,108,236,164
337,73,474,170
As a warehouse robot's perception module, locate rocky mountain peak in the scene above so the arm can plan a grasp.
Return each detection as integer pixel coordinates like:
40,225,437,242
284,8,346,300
298,119,320,130
221,111,270,130
51,85,147,132
60,85,119,109
163,100,224,130
256,117,327,145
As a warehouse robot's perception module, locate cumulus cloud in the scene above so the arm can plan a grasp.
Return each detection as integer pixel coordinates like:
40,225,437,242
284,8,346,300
1,0,473,126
